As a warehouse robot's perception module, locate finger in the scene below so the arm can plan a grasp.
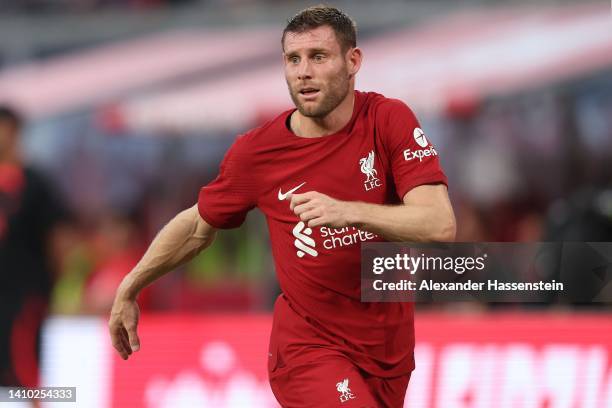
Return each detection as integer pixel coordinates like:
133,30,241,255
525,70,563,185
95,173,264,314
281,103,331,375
120,328,133,355
292,202,316,216
289,194,308,211
307,216,327,228
125,323,141,352
110,330,129,359
289,192,315,210
111,336,127,359
299,209,321,223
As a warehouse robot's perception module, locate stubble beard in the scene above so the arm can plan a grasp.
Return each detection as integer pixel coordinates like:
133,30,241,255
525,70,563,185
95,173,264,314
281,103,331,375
287,69,351,119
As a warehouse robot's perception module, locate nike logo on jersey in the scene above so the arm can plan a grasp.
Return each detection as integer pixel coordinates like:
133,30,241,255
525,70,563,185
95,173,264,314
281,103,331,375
278,182,306,200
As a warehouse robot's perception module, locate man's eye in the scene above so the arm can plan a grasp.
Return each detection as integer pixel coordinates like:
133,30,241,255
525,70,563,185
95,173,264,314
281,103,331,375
289,56,300,64
313,54,325,62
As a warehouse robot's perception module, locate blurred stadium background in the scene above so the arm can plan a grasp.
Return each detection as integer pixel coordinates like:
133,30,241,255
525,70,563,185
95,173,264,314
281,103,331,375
0,0,610,407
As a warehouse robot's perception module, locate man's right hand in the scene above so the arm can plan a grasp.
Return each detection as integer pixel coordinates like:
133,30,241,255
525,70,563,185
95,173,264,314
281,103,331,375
108,294,141,360
106,205,216,361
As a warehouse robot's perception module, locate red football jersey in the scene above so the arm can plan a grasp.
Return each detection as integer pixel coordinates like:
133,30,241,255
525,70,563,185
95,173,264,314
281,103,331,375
198,90,447,377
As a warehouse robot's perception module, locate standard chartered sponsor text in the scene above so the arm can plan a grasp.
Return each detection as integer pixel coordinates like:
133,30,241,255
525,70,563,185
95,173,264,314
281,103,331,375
373,279,564,291
320,226,377,249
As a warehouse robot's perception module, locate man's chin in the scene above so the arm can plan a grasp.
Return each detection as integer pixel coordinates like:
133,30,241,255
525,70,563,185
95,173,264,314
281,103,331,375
298,107,320,118
296,102,329,118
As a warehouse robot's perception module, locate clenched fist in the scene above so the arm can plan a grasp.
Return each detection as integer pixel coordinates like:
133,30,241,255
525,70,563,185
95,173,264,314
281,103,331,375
289,191,358,228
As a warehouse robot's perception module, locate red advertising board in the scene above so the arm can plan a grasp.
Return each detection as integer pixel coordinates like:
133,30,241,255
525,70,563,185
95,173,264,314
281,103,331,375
110,315,276,407
41,312,612,407
409,313,612,408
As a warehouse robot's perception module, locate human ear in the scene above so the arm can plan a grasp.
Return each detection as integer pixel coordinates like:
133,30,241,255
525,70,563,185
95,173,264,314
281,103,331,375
347,47,362,77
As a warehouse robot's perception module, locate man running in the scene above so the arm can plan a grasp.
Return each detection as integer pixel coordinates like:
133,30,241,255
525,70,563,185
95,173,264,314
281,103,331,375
109,6,455,407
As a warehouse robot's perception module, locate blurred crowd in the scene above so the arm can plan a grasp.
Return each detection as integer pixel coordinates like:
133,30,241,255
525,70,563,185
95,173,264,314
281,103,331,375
0,0,196,12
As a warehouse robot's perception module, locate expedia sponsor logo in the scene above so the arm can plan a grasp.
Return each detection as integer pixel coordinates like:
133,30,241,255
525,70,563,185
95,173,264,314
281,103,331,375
413,127,428,147
404,127,437,162
403,146,438,162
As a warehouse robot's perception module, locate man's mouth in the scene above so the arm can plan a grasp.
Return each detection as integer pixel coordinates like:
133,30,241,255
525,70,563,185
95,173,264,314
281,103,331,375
299,87,320,96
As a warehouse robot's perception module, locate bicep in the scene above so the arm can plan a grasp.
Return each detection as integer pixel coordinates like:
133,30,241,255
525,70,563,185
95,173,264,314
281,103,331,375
402,184,456,242
402,184,453,213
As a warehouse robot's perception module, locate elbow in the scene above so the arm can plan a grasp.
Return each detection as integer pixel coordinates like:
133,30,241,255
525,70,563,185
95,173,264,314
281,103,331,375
189,204,217,251
201,229,217,250
432,213,456,242
195,218,217,251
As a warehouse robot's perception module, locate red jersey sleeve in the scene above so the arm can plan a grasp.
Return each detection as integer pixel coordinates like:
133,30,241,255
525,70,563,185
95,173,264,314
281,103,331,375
197,136,256,229
378,99,448,199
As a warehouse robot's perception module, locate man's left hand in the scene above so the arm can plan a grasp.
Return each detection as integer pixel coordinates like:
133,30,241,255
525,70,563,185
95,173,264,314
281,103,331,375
289,191,356,228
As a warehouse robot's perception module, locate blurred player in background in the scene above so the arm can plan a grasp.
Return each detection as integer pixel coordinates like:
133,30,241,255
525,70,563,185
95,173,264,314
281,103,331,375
109,6,455,407
0,106,67,388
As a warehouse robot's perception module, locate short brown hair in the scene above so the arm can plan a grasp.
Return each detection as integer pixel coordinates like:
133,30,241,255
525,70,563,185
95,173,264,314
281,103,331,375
282,5,357,52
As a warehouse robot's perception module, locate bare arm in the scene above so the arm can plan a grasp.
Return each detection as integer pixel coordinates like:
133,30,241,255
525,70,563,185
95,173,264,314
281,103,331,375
109,204,216,359
348,184,455,242
289,184,456,242
115,204,216,299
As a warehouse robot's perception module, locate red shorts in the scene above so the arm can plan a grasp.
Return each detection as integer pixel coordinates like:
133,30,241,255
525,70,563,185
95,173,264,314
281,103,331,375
269,351,411,408
268,296,412,407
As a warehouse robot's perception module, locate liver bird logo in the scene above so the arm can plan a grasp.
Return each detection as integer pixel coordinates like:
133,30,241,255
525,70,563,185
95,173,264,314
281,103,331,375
359,150,378,182
336,377,356,402
336,378,351,396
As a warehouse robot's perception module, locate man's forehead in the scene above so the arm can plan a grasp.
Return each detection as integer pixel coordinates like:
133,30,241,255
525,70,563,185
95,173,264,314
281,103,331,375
283,26,340,53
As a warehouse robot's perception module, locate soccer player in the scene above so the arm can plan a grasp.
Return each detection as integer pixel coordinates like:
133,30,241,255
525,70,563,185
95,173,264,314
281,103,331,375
109,6,456,407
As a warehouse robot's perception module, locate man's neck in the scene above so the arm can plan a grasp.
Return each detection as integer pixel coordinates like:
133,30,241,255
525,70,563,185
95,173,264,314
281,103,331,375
291,90,355,138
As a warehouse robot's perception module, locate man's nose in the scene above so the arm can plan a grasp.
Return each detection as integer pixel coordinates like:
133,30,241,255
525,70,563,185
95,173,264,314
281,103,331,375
297,59,313,80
